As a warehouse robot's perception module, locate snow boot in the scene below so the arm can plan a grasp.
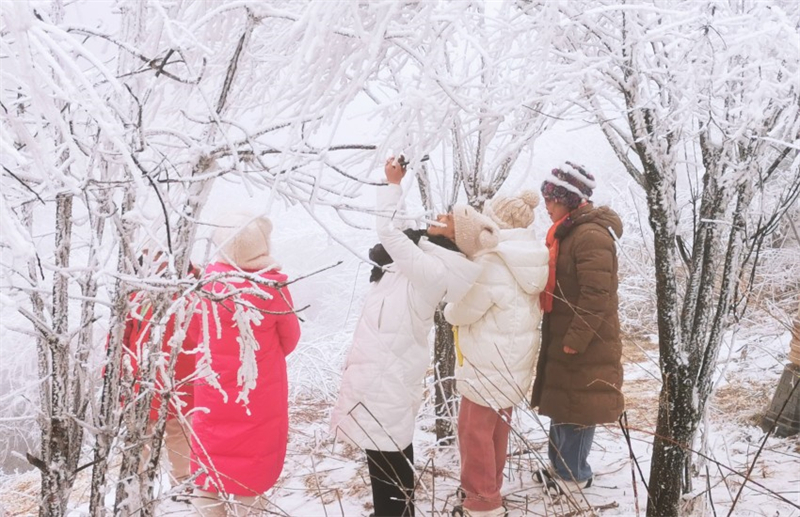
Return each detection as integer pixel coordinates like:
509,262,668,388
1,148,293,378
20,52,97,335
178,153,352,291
452,506,507,517
532,467,553,484
453,488,509,516
544,475,593,497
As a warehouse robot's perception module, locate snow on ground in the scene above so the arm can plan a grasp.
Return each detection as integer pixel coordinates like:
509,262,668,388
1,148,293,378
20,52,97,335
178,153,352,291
4,325,794,516
254,328,799,517
259,324,798,517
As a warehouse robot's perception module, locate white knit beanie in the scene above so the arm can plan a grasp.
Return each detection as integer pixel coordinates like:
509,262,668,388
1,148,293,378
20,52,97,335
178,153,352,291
212,213,278,271
484,190,540,229
452,205,500,257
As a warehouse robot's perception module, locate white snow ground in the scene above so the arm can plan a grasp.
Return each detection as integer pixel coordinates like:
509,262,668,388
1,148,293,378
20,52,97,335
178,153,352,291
4,240,796,517
154,326,800,517
118,328,800,517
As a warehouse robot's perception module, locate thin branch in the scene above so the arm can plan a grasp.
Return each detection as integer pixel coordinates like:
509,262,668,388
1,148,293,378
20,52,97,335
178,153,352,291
2,166,46,204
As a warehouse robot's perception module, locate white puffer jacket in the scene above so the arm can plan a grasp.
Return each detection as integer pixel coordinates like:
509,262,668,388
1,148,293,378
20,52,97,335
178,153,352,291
330,184,481,451
444,228,549,409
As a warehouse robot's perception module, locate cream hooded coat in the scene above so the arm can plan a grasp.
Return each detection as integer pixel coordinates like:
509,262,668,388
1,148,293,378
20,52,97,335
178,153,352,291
445,228,549,409
330,184,481,451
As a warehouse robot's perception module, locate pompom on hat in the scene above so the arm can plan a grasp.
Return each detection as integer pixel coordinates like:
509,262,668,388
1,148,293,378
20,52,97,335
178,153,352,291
212,212,279,271
452,205,500,257
484,190,540,229
541,162,596,209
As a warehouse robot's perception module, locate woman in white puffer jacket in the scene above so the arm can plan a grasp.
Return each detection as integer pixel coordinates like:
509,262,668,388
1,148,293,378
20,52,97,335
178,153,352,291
445,190,549,517
331,157,500,517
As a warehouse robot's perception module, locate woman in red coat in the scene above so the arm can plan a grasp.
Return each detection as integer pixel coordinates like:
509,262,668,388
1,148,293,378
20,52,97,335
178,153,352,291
190,213,301,516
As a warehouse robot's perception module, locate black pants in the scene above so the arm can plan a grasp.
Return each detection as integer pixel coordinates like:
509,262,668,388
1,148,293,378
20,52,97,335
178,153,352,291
365,445,415,517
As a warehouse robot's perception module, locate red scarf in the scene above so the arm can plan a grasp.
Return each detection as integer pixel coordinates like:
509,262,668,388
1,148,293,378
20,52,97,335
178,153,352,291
540,213,569,313
541,203,590,312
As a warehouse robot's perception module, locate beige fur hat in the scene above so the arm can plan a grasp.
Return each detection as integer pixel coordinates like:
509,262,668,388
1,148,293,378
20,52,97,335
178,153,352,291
212,213,278,271
484,190,540,229
452,205,500,257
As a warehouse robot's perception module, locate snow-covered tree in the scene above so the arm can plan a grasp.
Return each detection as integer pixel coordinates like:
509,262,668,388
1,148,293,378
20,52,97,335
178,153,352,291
1,0,560,512
531,0,800,514
0,0,395,513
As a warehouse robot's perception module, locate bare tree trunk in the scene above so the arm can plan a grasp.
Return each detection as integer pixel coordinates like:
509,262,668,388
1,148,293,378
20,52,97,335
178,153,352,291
641,164,693,517
88,295,129,516
695,182,751,414
89,189,136,516
38,193,77,516
433,305,457,444
68,190,106,491
93,2,150,512
114,294,171,517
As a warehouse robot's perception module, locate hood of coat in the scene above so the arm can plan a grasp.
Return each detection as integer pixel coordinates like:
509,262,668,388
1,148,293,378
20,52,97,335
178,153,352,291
480,228,549,295
566,203,624,240
419,238,482,303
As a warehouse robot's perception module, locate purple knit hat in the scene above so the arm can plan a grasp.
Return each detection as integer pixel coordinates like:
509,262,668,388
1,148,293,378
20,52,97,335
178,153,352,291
541,161,596,209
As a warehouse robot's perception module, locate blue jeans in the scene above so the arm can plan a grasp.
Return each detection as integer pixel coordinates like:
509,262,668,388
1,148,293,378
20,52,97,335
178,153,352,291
548,421,595,482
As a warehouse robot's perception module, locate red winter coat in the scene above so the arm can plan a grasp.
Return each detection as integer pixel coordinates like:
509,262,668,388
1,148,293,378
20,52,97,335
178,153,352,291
121,293,198,421
190,262,301,496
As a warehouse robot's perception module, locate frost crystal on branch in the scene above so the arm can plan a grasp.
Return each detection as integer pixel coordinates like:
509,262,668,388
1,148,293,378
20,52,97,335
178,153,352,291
232,300,264,409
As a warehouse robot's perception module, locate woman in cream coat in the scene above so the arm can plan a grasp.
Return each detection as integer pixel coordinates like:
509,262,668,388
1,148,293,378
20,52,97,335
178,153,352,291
445,191,548,517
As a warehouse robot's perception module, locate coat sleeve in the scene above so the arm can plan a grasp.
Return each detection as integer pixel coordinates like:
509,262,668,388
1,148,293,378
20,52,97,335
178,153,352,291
562,226,615,354
529,246,551,295
375,184,448,291
275,286,301,357
443,258,494,326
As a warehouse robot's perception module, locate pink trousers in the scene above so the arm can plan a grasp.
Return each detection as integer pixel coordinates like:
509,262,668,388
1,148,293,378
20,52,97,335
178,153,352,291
458,397,512,512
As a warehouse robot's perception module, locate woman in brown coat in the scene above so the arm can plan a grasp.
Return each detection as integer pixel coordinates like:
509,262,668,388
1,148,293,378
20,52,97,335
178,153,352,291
530,162,624,495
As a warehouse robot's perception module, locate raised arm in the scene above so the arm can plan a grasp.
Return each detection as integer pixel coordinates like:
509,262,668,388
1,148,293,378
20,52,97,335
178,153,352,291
375,158,446,290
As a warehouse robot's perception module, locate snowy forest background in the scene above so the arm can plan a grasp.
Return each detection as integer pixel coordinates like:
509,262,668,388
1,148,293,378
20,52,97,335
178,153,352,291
0,0,799,516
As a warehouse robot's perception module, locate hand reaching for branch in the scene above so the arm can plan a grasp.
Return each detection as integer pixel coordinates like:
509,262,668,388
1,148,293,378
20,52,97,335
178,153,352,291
563,346,578,355
385,156,406,185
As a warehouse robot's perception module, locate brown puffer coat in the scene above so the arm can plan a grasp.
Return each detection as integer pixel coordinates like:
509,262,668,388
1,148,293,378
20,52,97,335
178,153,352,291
530,203,624,426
